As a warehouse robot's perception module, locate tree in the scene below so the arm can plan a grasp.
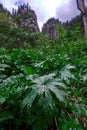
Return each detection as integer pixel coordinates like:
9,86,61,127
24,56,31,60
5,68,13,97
77,0,87,43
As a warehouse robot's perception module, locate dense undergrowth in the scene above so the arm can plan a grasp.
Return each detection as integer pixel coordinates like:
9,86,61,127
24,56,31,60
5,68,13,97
0,23,87,130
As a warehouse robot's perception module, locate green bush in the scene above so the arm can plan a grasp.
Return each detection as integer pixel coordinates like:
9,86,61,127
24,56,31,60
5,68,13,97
0,18,87,130
0,37,87,129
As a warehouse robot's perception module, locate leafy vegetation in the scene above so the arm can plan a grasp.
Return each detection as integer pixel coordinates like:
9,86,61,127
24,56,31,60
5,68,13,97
0,12,9,23
0,3,87,130
0,33,87,129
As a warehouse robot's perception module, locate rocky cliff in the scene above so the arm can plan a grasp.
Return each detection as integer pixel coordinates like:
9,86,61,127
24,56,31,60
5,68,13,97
0,3,60,39
42,18,59,40
13,4,40,33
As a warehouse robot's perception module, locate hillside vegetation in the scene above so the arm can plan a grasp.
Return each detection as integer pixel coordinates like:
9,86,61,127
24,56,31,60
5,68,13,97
0,3,87,130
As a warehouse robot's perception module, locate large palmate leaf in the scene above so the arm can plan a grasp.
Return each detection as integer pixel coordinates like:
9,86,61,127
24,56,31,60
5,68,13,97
22,73,66,111
21,73,67,130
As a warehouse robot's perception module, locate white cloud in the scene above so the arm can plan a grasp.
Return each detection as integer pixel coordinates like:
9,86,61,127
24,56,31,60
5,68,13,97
0,0,85,28
56,0,80,22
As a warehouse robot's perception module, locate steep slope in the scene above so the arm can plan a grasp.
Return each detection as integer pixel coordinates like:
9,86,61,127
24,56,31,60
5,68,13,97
42,18,60,40
0,3,16,28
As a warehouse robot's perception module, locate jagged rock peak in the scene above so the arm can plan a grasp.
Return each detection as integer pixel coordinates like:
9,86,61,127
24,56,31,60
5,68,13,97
42,18,59,40
12,3,40,33
12,3,31,15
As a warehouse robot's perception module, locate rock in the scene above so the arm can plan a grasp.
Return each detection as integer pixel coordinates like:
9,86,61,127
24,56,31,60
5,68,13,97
13,4,40,33
42,18,59,40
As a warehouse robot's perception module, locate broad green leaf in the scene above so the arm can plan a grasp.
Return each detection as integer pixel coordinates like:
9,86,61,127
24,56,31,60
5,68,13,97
60,64,75,84
27,73,66,103
22,66,36,75
21,90,37,110
0,96,6,104
0,112,13,123
49,86,66,102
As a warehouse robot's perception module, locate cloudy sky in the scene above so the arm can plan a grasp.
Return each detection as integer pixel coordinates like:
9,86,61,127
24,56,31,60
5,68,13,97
0,0,87,29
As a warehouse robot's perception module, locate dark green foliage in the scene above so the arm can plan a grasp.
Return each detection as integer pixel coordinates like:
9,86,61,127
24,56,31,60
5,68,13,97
0,7,87,129
63,14,84,42
0,37,87,130
0,26,39,49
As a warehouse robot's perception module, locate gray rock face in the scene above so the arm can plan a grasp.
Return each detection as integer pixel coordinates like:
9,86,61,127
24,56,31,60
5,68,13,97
13,4,40,33
42,18,59,40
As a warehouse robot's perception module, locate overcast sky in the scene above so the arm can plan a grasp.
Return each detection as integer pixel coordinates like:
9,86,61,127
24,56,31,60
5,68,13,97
0,0,87,29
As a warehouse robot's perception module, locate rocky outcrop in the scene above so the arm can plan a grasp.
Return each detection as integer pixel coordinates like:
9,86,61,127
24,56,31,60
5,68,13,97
42,18,59,40
13,4,40,33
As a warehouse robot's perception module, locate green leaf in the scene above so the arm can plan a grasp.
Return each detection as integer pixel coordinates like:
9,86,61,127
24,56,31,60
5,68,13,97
0,112,13,123
0,96,6,104
25,73,66,106
60,64,75,84
22,66,36,75
49,86,66,102
21,90,37,110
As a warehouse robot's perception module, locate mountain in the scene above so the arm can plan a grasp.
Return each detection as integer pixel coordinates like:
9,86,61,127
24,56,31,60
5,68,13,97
0,2,84,42
0,3,40,33
12,3,40,33
42,18,60,40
